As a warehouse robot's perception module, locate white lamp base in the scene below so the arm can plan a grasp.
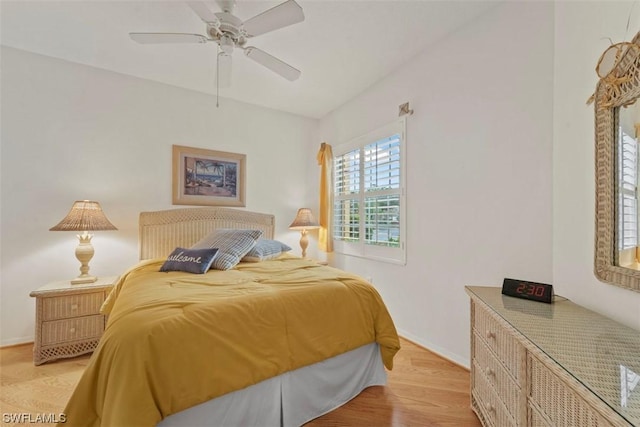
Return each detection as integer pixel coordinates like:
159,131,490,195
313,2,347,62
71,232,98,285
299,229,309,259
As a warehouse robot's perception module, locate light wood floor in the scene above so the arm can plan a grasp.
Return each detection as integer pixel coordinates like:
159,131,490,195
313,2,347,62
0,338,480,426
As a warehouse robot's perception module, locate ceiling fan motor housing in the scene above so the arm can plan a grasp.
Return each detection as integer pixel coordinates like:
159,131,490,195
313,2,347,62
209,13,246,47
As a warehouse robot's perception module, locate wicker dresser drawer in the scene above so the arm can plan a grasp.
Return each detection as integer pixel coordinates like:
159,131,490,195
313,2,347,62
473,331,523,423
473,301,525,383
528,354,614,427
41,291,106,321
472,361,517,427
41,315,106,346
528,403,552,427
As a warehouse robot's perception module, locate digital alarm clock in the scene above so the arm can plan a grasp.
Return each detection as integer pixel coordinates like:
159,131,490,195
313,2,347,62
501,278,554,304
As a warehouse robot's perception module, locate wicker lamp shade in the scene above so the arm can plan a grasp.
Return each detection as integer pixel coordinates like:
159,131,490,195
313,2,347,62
288,208,320,230
50,200,117,284
289,208,320,259
50,200,117,231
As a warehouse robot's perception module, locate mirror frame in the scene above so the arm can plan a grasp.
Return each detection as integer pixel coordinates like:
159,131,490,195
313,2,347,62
594,32,640,292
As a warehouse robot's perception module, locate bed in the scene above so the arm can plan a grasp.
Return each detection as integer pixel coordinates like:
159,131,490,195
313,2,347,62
61,207,400,427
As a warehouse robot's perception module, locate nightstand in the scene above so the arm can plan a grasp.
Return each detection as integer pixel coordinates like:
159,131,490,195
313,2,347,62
30,276,117,365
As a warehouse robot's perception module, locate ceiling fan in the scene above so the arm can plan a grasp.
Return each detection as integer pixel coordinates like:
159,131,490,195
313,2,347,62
129,0,304,88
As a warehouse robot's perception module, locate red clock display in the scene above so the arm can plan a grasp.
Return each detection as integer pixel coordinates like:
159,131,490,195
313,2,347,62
516,283,546,297
501,278,554,303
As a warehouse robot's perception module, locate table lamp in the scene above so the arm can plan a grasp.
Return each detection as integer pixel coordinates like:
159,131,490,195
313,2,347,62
289,208,320,258
50,200,117,284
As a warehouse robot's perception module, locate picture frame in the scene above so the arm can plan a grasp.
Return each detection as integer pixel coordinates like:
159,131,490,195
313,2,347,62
172,145,246,207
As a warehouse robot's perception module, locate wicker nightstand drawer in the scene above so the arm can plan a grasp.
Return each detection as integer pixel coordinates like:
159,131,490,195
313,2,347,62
31,276,117,365
41,292,106,321
41,315,106,345
473,302,525,383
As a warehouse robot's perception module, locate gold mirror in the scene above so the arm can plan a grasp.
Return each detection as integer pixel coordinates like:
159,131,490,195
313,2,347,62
594,31,640,292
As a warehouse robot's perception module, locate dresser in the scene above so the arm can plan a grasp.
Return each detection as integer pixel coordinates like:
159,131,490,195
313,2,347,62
30,276,117,365
466,286,640,427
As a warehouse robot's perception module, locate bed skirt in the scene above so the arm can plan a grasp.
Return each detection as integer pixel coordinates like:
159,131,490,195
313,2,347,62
158,342,386,427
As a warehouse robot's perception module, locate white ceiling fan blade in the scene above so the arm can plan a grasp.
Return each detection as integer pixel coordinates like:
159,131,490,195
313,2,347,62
242,0,304,37
130,33,208,44
187,2,219,23
215,0,236,13
244,47,300,81
217,52,232,88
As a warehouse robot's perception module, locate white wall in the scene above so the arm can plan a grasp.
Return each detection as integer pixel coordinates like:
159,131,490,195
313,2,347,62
0,47,318,345
3,1,639,367
315,2,555,366
553,1,640,329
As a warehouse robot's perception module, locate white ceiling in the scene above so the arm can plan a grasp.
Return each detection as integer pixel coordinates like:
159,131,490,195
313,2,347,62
1,0,500,118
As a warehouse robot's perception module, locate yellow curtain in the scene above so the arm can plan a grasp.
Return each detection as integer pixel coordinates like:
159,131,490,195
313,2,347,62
316,142,334,252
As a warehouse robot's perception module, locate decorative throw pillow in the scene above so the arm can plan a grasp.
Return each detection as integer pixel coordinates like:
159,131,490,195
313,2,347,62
242,239,292,262
191,229,263,270
160,247,219,274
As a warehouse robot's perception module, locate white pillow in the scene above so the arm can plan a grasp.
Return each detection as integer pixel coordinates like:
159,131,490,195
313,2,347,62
191,229,262,270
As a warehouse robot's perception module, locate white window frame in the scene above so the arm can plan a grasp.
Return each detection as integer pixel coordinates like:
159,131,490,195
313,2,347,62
332,118,406,265
618,126,639,251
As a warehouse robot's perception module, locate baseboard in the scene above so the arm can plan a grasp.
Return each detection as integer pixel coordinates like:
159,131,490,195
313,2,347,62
0,340,33,349
0,333,34,348
397,329,470,370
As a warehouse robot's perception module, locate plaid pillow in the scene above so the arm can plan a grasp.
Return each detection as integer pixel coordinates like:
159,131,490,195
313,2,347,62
191,229,262,270
242,239,292,262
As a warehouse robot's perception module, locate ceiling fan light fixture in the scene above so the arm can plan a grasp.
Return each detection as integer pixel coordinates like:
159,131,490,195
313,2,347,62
220,35,234,54
217,52,232,88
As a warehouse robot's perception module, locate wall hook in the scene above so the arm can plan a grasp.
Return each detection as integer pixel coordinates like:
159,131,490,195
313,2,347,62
399,102,414,117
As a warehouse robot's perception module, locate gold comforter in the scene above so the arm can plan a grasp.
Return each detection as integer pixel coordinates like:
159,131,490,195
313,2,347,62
61,256,400,427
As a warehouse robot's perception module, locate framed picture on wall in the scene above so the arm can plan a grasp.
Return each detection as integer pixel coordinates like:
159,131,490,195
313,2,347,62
172,145,246,207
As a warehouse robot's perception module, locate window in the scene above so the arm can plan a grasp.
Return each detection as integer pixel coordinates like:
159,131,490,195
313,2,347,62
333,119,406,264
618,127,638,250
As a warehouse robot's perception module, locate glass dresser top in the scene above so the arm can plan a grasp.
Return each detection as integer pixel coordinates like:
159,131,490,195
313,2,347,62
466,286,640,425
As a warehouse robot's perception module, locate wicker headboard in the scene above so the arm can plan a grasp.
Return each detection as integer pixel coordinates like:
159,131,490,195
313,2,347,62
139,207,275,260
